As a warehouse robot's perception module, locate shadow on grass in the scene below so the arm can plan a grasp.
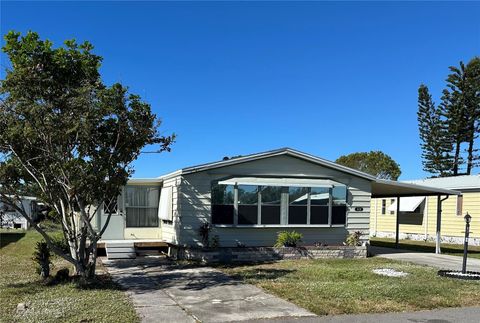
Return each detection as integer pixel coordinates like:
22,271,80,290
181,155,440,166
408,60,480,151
227,268,296,281
0,231,26,248
5,274,125,293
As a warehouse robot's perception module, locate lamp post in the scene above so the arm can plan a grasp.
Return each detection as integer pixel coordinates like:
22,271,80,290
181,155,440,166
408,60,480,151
462,213,472,274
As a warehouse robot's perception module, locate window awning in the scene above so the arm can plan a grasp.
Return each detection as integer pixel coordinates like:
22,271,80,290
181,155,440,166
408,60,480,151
218,177,338,188
388,196,425,212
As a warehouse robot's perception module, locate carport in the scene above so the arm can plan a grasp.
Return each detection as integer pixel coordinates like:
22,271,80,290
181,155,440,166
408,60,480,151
371,179,461,254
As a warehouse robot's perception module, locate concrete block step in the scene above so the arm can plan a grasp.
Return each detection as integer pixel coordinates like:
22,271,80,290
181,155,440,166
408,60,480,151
106,247,135,253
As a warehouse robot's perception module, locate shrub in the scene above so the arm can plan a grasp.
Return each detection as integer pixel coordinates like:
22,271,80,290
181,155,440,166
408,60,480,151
275,231,303,247
55,268,70,282
345,231,363,246
33,240,51,278
211,235,220,249
198,222,212,248
50,231,70,253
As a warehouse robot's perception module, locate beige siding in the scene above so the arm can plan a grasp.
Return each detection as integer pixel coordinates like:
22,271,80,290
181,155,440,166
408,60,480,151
175,155,371,247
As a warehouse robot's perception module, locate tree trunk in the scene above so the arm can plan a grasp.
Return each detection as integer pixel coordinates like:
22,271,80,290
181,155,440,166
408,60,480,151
453,141,461,175
40,260,50,279
466,124,475,175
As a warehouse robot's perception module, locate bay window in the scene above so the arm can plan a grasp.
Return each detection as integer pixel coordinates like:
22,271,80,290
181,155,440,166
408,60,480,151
211,180,348,226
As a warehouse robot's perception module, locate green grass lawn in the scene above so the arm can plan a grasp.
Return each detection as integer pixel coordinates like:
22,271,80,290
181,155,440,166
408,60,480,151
0,229,139,323
220,258,480,316
370,237,480,259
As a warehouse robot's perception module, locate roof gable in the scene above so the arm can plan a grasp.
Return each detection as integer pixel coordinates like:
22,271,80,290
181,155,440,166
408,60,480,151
177,148,377,181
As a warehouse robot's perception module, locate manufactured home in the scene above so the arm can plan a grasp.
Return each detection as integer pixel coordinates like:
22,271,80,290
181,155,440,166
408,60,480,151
371,175,480,245
92,148,460,259
0,196,43,229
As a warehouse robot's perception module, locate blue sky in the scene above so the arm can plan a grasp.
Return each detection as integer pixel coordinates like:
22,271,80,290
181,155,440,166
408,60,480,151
1,1,479,180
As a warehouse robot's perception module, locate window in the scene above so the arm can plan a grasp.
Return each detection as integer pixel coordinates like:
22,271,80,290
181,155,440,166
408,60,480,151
238,185,258,225
381,199,386,215
310,187,329,224
457,195,463,216
261,186,282,224
103,197,118,215
125,186,160,227
332,186,347,225
288,187,309,224
211,185,234,224
211,181,349,227
390,198,395,215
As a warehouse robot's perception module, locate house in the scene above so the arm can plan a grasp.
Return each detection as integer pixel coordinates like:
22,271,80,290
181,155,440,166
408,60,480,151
92,148,459,259
371,175,480,245
0,196,42,229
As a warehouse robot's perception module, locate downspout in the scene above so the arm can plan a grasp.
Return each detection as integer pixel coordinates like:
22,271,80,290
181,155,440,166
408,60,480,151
374,198,378,236
436,195,449,254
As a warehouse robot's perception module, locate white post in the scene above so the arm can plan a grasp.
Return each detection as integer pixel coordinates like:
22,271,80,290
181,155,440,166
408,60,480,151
436,195,442,254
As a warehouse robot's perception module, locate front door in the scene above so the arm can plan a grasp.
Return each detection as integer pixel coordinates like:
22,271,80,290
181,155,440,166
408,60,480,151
99,192,125,240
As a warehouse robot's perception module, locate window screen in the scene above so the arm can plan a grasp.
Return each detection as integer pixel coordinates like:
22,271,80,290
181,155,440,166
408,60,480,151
211,184,234,224
125,186,160,227
261,186,282,224
238,185,258,225
288,187,308,224
310,187,329,224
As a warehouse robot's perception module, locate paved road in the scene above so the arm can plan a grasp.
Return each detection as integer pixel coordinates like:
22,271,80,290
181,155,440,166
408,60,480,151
370,246,480,271
102,257,314,323
241,306,480,323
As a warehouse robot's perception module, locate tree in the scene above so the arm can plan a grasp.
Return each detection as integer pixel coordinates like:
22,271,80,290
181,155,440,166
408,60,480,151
445,57,480,174
335,151,401,180
417,84,452,176
0,31,174,280
421,57,480,176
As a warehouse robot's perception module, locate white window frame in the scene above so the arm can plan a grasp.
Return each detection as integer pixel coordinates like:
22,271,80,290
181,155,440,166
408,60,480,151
212,182,348,228
102,197,119,216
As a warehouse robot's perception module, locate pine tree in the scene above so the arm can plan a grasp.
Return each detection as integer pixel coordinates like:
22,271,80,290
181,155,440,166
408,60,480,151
417,84,452,176
464,57,480,174
441,58,480,175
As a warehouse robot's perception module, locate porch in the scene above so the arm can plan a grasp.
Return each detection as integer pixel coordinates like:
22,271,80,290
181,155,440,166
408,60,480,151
98,239,171,259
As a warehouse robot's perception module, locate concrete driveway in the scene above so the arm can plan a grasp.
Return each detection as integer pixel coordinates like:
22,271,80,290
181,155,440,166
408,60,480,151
370,246,480,271
102,257,314,323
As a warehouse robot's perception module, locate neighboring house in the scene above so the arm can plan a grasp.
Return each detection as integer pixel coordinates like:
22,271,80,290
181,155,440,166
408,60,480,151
91,148,458,257
0,196,42,229
370,175,480,245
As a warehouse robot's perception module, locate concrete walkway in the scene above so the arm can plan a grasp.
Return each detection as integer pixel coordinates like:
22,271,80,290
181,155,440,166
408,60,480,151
102,257,314,323
370,246,480,271
245,306,480,323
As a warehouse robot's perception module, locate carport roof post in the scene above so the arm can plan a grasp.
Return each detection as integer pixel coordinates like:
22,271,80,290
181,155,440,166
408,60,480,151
371,179,461,253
